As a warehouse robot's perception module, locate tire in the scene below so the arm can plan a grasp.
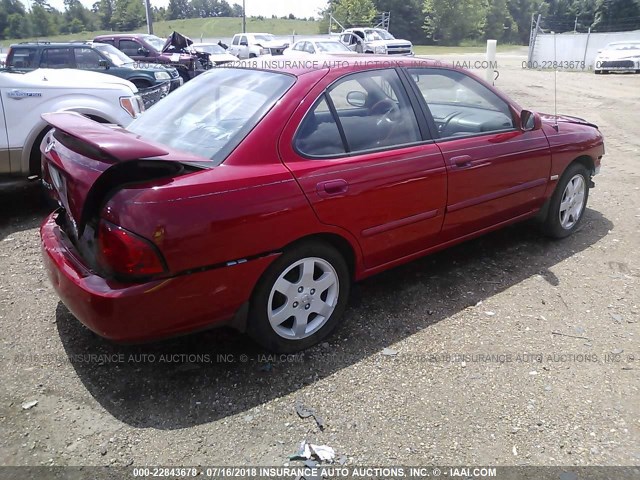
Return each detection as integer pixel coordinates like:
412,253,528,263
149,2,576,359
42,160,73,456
542,163,590,239
247,241,350,353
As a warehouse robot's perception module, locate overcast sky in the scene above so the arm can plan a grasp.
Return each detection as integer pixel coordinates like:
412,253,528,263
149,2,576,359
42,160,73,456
24,0,329,18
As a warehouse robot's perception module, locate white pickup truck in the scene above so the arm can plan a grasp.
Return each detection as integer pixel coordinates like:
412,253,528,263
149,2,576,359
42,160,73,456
228,33,289,59
0,68,143,178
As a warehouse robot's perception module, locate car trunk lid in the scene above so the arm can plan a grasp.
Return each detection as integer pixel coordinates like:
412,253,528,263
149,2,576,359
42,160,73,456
41,111,211,239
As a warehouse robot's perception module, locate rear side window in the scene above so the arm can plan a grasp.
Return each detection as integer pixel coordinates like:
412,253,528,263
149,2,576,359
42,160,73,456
40,48,74,68
295,96,346,157
7,48,37,68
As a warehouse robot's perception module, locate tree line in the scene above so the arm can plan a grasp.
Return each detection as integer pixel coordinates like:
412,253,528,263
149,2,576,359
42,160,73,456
0,0,246,40
323,0,640,45
1,0,638,43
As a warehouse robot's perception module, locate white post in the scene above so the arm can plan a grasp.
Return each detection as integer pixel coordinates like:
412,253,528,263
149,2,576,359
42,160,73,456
486,39,497,84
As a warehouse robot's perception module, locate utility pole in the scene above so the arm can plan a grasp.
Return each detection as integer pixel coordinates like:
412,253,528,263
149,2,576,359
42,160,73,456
242,0,246,33
144,0,154,35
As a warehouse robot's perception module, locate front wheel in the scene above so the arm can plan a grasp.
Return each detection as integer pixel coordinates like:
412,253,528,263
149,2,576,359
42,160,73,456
542,163,590,238
248,241,350,352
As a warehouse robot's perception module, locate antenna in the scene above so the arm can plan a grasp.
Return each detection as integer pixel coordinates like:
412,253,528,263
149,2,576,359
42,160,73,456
553,32,559,131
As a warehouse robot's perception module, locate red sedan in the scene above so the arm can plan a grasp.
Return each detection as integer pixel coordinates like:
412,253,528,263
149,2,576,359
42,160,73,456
40,57,604,352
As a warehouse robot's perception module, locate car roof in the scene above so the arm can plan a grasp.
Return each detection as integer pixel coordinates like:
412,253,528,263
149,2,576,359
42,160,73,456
235,55,444,76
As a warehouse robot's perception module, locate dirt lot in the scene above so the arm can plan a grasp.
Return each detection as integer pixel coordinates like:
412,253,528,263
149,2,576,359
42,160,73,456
0,53,638,470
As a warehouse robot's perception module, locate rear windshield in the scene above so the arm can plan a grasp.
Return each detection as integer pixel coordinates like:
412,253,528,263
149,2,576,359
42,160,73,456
7,47,37,68
127,68,295,165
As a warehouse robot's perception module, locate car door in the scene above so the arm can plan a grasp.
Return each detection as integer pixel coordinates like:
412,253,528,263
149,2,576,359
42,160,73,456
0,94,10,174
280,68,447,270
406,67,551,240
238,35,249,59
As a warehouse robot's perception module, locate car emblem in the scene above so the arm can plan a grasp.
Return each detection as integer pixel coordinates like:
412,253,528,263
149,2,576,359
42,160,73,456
7,89,43,99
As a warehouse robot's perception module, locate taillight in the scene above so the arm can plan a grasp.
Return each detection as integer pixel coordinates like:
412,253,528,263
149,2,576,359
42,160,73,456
97,220,165,278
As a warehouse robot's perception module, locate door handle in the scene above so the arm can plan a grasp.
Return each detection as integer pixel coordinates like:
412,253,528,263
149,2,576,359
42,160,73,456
450,155,473,167
316,179,349,196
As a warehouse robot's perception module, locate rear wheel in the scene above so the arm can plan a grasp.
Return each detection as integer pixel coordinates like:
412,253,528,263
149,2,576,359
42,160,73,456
248,241,350,352
542,163,590,238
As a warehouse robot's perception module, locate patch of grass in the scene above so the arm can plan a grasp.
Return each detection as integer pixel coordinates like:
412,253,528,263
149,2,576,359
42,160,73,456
414,44,526,55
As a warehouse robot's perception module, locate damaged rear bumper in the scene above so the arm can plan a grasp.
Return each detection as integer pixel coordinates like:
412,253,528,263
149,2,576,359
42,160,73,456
41,211,275,342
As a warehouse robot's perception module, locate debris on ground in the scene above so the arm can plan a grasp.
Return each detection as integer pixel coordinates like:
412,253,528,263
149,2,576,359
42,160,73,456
21,400,38,410
289,441,336,463
381,347,398,356
295,400,325,430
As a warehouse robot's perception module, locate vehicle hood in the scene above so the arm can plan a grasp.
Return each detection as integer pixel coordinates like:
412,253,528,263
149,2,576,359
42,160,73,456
596,49,640,60
540,112,598,129
162,31,193,53
128,62,176,73
365,39,412,47
21,68,135,91
257,40,289,48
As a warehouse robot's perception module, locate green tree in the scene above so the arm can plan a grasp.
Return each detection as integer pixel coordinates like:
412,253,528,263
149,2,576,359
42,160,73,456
373,0,426,42
333,0,376,27
93,0,114,29
423,0,488,44
5,12,30,37
485,0,516,41
166,0,192,19
507,0,547,43
592,0,640,30
112,0,144,30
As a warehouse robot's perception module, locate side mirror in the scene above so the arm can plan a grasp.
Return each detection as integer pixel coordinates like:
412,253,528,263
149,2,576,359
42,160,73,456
346,91,367,108
98,59,109,69
521,110,541,131
137,47,149,56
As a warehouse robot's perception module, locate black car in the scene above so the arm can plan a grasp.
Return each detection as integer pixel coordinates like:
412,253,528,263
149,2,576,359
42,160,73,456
6,41,182,92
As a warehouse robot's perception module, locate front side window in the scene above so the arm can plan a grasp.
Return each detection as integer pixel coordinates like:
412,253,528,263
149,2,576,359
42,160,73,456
94,43,133,66
232,36,239,46
119,40,141,57
408,68,515,138
74,48,102,68
142,35,166,52
294,69,423,157
40,48,74,68
127,68,295,164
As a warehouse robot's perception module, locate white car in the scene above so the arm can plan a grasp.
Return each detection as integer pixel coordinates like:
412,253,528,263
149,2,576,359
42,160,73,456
594,41,640,74
190,43,238,65
283,39,356,56
228,33,289,59
0,68,143,178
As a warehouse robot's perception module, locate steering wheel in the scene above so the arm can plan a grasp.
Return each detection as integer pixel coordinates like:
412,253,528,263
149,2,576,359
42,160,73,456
370,99,401,127
439,112,461,136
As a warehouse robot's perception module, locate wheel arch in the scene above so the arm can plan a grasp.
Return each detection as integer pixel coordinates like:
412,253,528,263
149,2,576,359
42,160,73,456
282,232,358,280
26,112,113,176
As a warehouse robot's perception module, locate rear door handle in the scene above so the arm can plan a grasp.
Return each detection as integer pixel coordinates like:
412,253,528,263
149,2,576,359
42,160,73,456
316,179,349,196
450,155,473,168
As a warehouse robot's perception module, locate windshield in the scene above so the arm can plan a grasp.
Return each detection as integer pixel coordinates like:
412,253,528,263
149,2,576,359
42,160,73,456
194,44,226,55
316,41,351,53
609,43,640,51
364,29,395,41
254,34,276,42
143,35,167,52
94,43,133,66
127,68,294,164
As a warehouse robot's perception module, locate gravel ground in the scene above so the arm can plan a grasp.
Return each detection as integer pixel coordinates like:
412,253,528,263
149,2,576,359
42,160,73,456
0,53,638,469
